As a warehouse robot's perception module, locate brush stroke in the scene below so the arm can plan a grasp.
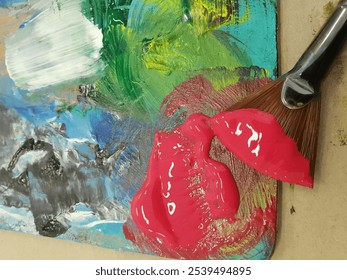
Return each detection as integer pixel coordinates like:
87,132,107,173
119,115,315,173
130,107,311,255
5,0,104,91
124,75,277,259
1,0,278,259
210,109,312,187
81,0,268,117
0,0,26,7
131,114,239,250
0,100,150,237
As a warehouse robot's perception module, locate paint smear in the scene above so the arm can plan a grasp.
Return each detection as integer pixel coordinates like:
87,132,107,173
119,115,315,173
1,0,279,260
130,107,311,255
80,0,275,116
210,109,312,187
0,0,26,7
124,75,277,259
131,114,239,250
5,0,104,91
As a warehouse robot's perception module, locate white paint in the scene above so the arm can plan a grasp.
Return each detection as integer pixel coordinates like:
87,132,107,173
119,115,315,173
156,238,163,244
12,150,48,177
182,14,190,22
163,192,170,198
168,162,174,178
0,205,37,234
167,181,172,191
5,0,104,91
246,124,259,147
82,220,125,228
67,137,93,144
235,122,242,136
141,206,149,225
167,202,176,215
251,144,260,157
246,124,262,157
173,143,182,149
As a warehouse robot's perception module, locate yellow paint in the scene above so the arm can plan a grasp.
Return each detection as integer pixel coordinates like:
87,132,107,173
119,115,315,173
219,232,256,253
191,0,251,34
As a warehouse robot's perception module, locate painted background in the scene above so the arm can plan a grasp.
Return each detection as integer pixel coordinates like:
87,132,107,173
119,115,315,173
0,0,279,259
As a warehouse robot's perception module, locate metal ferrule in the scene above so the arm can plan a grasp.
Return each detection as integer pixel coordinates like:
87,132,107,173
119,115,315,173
281,0,347,109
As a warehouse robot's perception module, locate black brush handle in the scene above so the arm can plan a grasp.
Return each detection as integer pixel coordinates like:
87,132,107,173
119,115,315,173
281,1,347,109
292,1,347,87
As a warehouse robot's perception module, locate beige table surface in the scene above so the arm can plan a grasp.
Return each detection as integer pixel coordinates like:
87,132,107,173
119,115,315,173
0,0,346,260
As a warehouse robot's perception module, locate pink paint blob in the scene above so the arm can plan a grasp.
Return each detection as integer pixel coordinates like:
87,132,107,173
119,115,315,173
209,109,312,187
131,114,240,250
130,107,312,255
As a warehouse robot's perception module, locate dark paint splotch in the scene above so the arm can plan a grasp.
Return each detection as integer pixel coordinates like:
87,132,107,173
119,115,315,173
0,102,154,238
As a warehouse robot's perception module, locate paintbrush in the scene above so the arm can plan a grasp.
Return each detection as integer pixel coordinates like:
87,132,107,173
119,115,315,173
226,1,347,186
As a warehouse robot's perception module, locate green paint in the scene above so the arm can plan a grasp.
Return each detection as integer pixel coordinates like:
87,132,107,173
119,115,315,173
81,0,132,29
56,103,77,114
81,0,277,118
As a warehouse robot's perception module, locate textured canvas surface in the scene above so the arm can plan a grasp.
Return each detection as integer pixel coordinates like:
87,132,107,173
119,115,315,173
0,0,278,259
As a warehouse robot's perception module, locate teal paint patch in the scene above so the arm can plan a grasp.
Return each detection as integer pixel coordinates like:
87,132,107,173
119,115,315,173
221,0,278,78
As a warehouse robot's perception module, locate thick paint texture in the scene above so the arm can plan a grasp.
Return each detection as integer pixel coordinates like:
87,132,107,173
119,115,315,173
210,109,313,187
131,108,311,252
80,0,275,117
5,0,104,90
131,114,239,249
1,0,278,259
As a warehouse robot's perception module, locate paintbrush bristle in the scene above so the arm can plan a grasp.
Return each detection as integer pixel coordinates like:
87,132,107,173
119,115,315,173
227,77,321,180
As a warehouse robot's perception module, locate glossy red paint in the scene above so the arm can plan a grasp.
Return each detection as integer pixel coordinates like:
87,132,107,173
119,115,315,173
130,114,240,250
209,109,312,187
130,108,311,252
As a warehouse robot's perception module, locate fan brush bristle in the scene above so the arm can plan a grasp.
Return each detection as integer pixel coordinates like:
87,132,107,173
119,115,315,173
225,1,346,183
227,77,321,179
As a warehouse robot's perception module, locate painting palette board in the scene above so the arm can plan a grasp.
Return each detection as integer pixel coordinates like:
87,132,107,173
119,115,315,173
0,0,278,259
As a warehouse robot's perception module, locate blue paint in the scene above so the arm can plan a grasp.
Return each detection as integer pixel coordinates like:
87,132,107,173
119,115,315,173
57,221,134,250
56,107,96,143
75,203,93,212
0,205,35,233
89,109,151,147
19,12,41,29
0,0,278,259
105,172,133,206
225,238,273,260
0,76,57,125
0,0,26,7
28,173,50,201
89,109,117,146
89,221,124,236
